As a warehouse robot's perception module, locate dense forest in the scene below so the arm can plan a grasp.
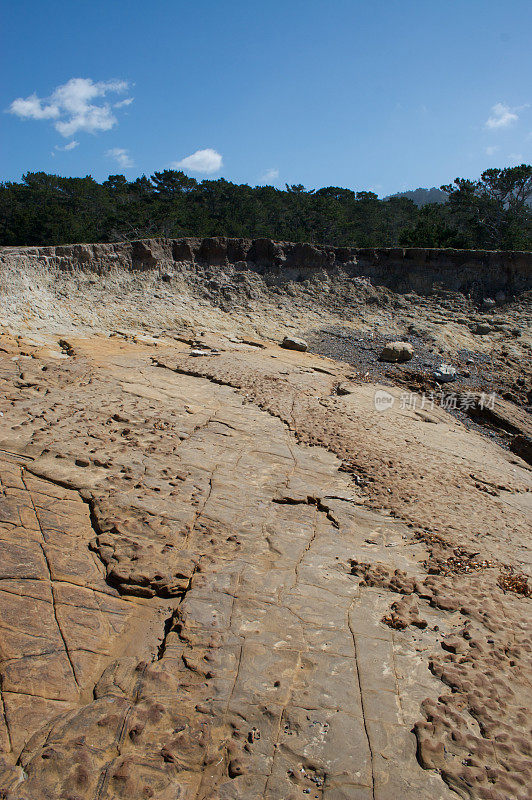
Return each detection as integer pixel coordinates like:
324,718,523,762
1,165,531,250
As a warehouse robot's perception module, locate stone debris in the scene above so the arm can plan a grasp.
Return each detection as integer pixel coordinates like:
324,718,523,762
281,335,308,351
379,341,414,362
189,348,216,356
433,363,457,383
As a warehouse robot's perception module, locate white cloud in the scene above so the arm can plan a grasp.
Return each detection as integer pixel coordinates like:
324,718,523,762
9,94,59,120
52,140,79,157
55,140,80,152
8,78,131,137
106,147,134,168
485,102,519,129
172,148,223,174
114,97,134,108
485,145,499,156
262,168,279,182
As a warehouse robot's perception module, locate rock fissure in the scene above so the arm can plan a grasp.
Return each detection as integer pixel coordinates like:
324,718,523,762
20,470,81,692
347,599,376,800
0,673,13,756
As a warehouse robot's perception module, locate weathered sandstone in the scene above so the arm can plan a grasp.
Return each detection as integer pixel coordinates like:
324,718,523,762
0,241,530,799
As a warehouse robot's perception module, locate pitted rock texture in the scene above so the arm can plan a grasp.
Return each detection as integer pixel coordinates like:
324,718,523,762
0,327,530,800
351,560,532,800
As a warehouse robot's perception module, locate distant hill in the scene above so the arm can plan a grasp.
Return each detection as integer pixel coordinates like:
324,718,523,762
385,187,447,207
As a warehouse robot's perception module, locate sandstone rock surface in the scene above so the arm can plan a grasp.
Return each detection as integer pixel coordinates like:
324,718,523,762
0,241,530,800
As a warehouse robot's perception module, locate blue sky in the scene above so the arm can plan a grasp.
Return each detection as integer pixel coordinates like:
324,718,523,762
1,0,531,196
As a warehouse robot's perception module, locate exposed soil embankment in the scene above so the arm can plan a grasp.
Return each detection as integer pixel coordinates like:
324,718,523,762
2,236,532,296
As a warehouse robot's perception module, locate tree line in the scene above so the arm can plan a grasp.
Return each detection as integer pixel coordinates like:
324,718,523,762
1,165,530,250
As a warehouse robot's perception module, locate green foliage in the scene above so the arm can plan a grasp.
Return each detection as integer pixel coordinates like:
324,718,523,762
1,166,530,249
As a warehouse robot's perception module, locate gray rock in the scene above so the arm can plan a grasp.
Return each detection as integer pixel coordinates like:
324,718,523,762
190,349,213,357
482,298,496,309
379,342,414,363
281,335,308,352
474,323,492,335
434,364,457,383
